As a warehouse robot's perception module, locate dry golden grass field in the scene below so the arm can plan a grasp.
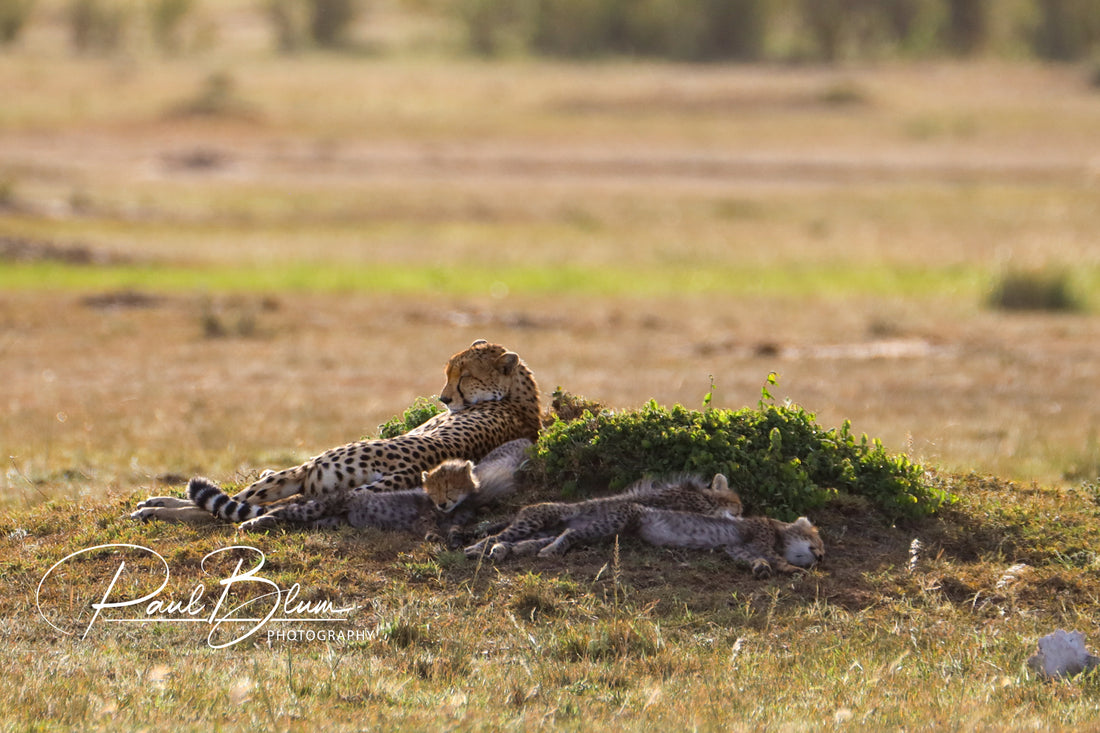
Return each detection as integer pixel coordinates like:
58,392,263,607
2,4,1100,730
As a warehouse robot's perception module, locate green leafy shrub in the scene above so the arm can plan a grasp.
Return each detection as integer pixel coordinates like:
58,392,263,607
266,0,360,51
525,0,768,61
148,0,193,54
69,0,129,54
377,396,444,439
987,268,1082,312
531,383,950,521
0,0,33,45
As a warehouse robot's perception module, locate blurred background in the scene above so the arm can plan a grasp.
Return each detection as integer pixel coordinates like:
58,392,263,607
1,0,1098,503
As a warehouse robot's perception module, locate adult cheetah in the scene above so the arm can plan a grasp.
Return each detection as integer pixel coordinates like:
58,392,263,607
131,340,541,524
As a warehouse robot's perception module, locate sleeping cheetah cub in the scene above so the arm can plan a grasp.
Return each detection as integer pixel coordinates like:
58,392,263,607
186,476,442,535
636,510,823,577
421,438,532,546
422,438,532,514
204,438,533,536
464,472,742,558
465,475,824,578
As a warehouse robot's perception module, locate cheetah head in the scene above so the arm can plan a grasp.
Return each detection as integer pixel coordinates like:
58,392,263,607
782,517,825,568
439,339,525,412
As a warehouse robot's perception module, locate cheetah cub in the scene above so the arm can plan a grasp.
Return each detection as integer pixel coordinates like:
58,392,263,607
421,438,532,546
464,472,742,559
465,474,824,577
186,476,443,535
422,438,532,514
634,510,823,577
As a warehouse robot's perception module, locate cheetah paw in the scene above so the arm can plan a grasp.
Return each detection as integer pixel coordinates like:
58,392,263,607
239,516,277,533
487,543,511,561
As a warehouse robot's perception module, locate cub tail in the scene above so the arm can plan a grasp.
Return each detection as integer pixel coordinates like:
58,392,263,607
474,438,533,503
188,477,267,522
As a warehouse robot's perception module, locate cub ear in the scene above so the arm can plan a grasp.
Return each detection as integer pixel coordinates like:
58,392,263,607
793,517,814,530
498,351,520,375
465,460,476,472
470,339,488,347
421,470,430,483
710,473,729,492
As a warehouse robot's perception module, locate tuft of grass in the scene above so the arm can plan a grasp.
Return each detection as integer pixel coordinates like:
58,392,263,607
166,71,259,119
988,268,1083,312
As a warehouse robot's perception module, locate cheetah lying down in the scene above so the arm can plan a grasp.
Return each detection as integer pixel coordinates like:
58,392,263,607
131,340,540,524
189,439,532,540
465,475,823,578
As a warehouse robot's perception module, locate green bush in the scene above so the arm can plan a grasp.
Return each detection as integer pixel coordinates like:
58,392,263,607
455,0,530,56
377,396,445,439
987,268,1082,312
1030,0,1100,60
531,387,950,521
148,0,192,54
309,0,356,47
69,0,129,54
266,0,360,52
526,0,768,61
0,0,33,45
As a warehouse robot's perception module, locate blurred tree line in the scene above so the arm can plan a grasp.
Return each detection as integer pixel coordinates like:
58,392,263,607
457,0,1100,62
1,0,1099,63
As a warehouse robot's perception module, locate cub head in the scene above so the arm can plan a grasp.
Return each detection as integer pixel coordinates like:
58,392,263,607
422,459,480,513
781,517,825,568
439,339,525,412
707,473,743,519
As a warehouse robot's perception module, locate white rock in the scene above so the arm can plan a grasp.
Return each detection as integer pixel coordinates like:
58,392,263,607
1027,630,1100,680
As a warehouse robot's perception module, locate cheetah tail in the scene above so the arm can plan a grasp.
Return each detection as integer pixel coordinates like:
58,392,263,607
188,477,267,523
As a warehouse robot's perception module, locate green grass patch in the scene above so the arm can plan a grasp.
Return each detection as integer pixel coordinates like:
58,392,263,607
0,260,989,299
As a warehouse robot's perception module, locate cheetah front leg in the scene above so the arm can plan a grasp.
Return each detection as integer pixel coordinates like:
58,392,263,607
724,546,803,578
463,506,561,559
487,536,556,560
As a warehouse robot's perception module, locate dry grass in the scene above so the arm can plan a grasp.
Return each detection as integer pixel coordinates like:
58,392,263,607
3,474,1100,730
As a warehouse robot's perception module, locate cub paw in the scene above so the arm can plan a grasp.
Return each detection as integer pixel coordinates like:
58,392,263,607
751,559,774,579
464,541,488,559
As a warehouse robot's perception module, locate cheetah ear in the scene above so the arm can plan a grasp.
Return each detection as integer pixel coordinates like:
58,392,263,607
793,517,814,530
710,473,729,492
471,339,488,347
421,470,430,483
498,351,520,375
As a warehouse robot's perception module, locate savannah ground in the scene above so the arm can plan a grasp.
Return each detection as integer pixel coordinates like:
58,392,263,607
3,3,1100,730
